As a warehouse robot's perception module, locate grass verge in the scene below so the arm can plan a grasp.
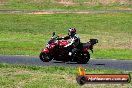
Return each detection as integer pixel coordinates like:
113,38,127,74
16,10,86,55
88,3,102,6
0,64,132,88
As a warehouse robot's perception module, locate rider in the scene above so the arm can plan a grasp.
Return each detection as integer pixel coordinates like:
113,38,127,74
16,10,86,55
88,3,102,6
61,28,81,56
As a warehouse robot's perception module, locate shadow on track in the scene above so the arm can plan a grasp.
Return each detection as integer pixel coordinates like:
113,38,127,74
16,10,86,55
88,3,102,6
94,64,105,66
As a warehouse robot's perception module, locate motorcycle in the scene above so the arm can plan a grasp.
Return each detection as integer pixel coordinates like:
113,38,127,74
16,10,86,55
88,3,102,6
39,32,98,64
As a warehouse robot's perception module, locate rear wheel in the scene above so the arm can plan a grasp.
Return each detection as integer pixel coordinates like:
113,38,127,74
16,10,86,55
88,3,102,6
76,51,90,64
39,52,52,62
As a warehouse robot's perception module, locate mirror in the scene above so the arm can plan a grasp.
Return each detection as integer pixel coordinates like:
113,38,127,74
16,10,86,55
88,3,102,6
52,32,55,36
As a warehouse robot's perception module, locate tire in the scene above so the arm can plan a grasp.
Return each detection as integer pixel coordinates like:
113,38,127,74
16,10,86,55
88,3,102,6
76,51,90,64
39,52,52,62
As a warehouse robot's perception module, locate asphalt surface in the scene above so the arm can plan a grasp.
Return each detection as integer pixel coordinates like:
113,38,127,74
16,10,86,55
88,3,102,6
0,55,132,71
0,10,131,13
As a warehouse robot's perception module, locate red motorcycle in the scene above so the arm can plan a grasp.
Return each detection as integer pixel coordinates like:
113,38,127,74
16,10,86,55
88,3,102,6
39,32,98,64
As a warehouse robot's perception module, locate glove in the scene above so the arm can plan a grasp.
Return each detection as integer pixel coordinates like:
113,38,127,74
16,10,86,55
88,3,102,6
64,45,70,50
64,43,71,48
64,45,68,48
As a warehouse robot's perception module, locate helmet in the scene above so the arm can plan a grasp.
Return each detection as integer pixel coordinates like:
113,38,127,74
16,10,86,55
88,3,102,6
68,28,76,36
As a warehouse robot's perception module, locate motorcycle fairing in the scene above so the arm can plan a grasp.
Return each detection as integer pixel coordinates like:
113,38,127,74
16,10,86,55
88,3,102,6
41,48,49,53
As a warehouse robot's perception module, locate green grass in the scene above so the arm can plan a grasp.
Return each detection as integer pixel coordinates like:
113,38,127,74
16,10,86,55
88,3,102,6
0,0,131,10
0,64,132,88
91,49,132,60
0,12,132,59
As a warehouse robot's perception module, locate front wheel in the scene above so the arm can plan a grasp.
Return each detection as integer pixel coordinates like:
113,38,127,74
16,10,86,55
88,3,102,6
39,52,52,62
76,51,90,64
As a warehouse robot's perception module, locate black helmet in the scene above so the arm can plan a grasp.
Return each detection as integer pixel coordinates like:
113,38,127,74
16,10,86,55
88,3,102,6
68,28,76,36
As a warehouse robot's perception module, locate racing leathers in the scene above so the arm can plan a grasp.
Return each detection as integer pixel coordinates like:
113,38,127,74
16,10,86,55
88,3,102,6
62,34,81,56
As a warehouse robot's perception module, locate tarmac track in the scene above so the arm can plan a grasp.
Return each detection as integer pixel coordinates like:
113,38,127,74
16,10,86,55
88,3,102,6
0,55,132,71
